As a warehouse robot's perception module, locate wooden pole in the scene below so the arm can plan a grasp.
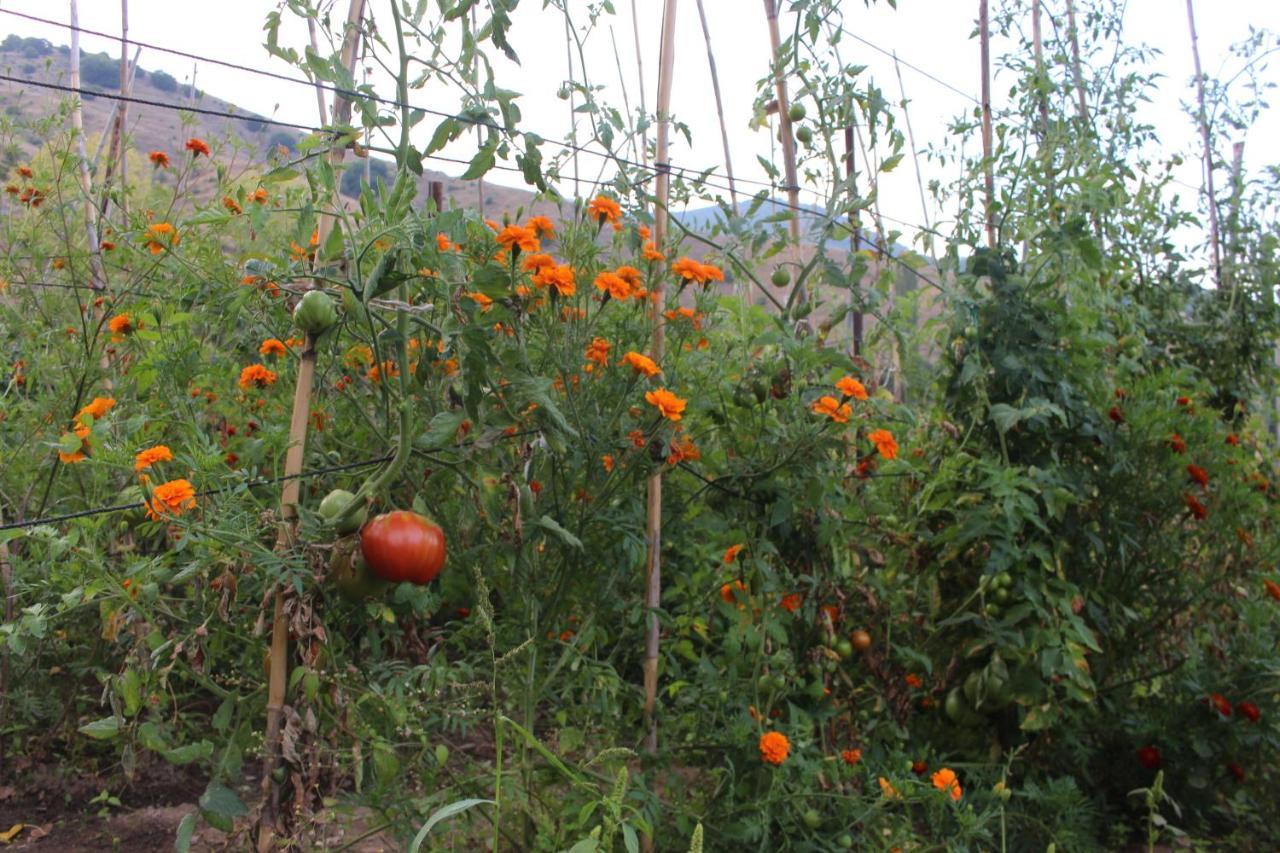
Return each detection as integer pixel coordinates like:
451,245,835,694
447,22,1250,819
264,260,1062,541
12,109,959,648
1030,0,1050,142
257,4,365,850
979,0,996,251
844,125,862,355
68,0,107,293
99,0,129,219
763,0,801,244
693,0,737,211
643,6,678,842
307,16,330,127
0,507,14,768
630,0,650,173
1064,0,1090,126
1186,0,1222,289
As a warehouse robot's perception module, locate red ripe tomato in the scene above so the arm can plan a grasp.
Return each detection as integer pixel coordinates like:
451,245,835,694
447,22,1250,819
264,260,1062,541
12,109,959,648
359,511,446,585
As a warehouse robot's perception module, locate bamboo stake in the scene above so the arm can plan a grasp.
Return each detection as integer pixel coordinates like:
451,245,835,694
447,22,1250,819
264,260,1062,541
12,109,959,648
693,0,737,211
68,0,107,293
843,125,862,355
1064,0,1090,126
99,0,129,220
307,16,330,127
1186,0,1222,289
643,0,678,787
630,0,650,172
763,0,801,245
94,47,141,209
1030,0,1050,143
565,12,580,199
979,0,996,251
257,4,365,850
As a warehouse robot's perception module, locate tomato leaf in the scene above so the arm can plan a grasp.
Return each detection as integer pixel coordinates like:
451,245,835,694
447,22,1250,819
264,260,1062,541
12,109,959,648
536,516,582,550
78,716,122,740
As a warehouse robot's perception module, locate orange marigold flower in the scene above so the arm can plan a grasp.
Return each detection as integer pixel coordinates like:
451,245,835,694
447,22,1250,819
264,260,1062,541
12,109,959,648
58,424,91,464
223,195,242,214
1169,433,1186,454
904,673,923,688
931,768,962,801
260,338,287,357
134,445,174,471
841,748,862,766
148,150,170,168
622,351,661,377
671,257,703,283
532,263,576,297
145,478,197,521
1187,463,1209,488
628,429,647,448
587,195,622,226
602,454,615,473
878,777,901,800
519,254,554,275
185,137,211,157
1236,527,1254,548
585,337,611,368
1225,433,1240,446
436,232,458,252
759,731,790,766
1237,701,1260,722
615,265,643,289
77,396,116,423
367,360,399,384
668,434,700,465
525,215,555,239
836,375,868,400
144,222,179,255
594,271,633,301
108,314,138,336
496,224,540,254
17,165,32,178
720,579,747,604
1184,492,1208,520
1176,395,1192,407
779,593,802,613
1209,692,1232,717
100,240,115,251
645,388,687,421
811,395,851,424
642,240,665,261
250,187,268,204
238,364,278,390
465,292,494,312
723,544,744,564
1264,579,1280,602
868,428,899,460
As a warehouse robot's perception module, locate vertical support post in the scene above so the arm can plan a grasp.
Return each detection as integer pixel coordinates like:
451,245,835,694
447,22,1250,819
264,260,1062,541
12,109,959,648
0,507,14,768
979,0,996,251
100,0,129,219
429,180,444,213
843,125,862,356
256,5,365,850
1186,0,1222,288
68,0,107,293
643,4,678,850
763,0,801,242
693,0,737,211
1064,0,1090,126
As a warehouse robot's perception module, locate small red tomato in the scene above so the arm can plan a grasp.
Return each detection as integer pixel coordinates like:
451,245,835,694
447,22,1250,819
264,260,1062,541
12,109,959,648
360,510,446,585
1137,745,1162,770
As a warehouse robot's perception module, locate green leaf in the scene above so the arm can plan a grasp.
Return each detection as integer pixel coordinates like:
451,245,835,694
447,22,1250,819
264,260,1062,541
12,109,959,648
460,141,497,180
164,741,214,765
174,813,197,853
198,781,247,833
79,716,122,740
536,516,583,550
408,799,493,853
419,411,467,449
879,153,904,173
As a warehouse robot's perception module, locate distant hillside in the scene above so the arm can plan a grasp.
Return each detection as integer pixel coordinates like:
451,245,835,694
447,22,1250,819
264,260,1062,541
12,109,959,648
0,35,549,216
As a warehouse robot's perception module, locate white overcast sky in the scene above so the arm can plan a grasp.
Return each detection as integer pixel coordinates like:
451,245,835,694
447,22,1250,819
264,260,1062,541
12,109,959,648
2,1,1276,256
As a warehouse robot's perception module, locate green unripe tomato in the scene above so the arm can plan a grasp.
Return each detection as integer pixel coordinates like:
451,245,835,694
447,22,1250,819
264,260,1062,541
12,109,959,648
293,290,338,336
984,602,1001,617
993,588,1010,604
836,640,854,660
771,267,791,288
838,834,854,848
795,126,813,145
435,744,450,766
788,103,807,122
758,674,775,693
319,489,367,535
944,688,969,722
995,571,1012,589
802,808,821,829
